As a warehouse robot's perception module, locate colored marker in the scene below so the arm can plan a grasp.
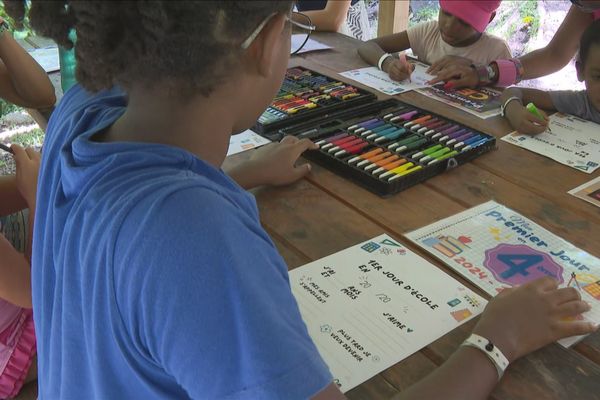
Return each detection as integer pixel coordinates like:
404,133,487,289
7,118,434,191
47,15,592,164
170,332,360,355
322,134,358,150
328,137,362,153
380,162,415,179
388,134,419,150
412,144,442,159
356,151,392,167
462,137,492,151
431,125,460,139
526,102,552,132
427,150,459,165
423,123,452,136
355,120,386,134
388,165,423,181
365,155,400,171
453,134,483,149
438,128,468,143
319,134,349,148
334,142,369,157
315,132,347,146
363,124,395,137
372,159,407,175
374,128,407,143
366,126,399,140
390,110,419,122
395,137,429,153
348,148,384,164
348,118,379,131
445,131,474,145
404,115,432,128
420,147,452,163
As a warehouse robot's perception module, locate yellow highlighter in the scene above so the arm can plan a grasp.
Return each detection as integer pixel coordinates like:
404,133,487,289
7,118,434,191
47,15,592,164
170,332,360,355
526,103,552,132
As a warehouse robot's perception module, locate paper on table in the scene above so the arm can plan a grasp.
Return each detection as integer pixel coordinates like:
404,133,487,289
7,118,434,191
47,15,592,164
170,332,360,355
339,61,434,95
292,35,332,54
501,113,600,173
569,176,600,209
416,85,502,119
290,234,486,392
227,129,271,156
28,47,60,73
407,201,600,347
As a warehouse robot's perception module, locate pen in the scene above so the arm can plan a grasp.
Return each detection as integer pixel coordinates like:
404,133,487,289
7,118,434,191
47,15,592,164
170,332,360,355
0,143,13,154
526,103,552,133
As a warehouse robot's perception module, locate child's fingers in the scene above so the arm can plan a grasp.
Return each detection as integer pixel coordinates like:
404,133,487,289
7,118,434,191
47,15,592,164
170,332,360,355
553,320,597,339
25,147,40,160
292,138,318,157
11,144,28,163
554,300,590,319
280,135,299,145
551,287,581,305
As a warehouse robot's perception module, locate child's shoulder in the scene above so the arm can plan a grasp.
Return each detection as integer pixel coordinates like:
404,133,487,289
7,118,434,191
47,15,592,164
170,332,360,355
478,32,511,59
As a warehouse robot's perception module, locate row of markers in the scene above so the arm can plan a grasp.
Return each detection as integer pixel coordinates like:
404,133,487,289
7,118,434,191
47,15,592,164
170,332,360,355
258,69,362,124
314,106,493,182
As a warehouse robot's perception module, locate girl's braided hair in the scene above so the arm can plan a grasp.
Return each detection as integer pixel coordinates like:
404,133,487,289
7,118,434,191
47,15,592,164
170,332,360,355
5,1,293,95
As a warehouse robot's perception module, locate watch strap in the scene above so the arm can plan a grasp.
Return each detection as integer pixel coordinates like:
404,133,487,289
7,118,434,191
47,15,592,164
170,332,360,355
462,333,509,380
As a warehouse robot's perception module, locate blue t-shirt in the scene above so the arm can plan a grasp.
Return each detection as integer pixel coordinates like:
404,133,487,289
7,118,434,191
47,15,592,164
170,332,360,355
32,85,332,399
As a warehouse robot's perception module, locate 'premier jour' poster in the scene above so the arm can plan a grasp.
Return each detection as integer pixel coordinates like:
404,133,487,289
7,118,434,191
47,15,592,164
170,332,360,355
407,201,600,347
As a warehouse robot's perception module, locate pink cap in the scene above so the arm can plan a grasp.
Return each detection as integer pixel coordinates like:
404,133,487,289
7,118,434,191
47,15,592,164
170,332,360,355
439,0,502,32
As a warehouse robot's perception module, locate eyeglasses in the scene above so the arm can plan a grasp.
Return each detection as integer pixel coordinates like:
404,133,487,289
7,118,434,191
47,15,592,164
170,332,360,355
570,0,600,13
241,11,316,55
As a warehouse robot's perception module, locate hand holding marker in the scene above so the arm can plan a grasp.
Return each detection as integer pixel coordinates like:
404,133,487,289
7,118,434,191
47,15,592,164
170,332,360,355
0,143,13,154
526,103,551,133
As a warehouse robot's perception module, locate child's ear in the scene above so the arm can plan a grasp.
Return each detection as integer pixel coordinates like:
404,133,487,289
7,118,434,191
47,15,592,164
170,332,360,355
489,11,496,23
247,14,287,79
575,61,585,82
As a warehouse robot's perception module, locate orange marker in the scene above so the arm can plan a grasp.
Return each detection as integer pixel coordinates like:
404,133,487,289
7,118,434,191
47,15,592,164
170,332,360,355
365,155,400,171
348,148,383,164
356,151,392,167
372,159,407,175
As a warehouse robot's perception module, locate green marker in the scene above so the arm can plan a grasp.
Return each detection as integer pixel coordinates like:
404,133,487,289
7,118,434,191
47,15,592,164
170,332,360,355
526,103,552,132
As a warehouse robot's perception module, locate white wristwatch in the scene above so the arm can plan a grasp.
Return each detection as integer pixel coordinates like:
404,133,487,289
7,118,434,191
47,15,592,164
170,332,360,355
462,333,509,380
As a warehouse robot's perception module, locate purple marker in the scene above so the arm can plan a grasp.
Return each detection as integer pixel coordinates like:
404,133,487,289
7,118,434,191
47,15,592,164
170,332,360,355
348,118,379,131
439,129,469,142
390,110,418,122
446,132,474,146
432,125,460,139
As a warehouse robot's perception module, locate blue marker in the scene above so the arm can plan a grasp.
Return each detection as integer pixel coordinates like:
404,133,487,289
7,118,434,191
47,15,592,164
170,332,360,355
462,137,491,151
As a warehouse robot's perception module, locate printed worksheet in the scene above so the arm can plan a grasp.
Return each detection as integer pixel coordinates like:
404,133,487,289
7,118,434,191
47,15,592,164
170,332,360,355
407,201,600,347
502,113,600,173
292,35,332,54
339,62,434,95
416,85,502,119
569,176,600,209
227,129,271,156
290,234,486,392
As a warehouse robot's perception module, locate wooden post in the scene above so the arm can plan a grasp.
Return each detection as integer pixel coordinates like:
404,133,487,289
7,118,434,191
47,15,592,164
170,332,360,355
377,0,410,37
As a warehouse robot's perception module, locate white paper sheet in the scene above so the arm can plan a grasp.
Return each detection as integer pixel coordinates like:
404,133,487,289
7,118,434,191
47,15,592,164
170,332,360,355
292,35,332,54
28,47,60,73
407,201,600,347
290,234,486,392
227,130,271,156
339,62,434,95
501,113,600,173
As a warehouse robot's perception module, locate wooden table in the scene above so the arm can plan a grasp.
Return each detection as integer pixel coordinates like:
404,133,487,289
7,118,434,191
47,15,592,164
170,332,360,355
225,32,600,400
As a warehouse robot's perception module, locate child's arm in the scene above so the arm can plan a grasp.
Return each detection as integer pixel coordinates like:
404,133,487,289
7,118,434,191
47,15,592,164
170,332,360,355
0,234,31,308
0,17,56,108
501,87,553,135
295,1,352,32
357,32,413,81
225,136,318,190
0,175,26,216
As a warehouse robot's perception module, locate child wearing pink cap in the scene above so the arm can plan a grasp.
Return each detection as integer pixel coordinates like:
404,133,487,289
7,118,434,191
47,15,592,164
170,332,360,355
358,0,510,82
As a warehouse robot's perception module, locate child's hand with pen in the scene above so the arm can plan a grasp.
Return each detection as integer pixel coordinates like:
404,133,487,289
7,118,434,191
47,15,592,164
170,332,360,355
505,101,550,135
382,53,415,82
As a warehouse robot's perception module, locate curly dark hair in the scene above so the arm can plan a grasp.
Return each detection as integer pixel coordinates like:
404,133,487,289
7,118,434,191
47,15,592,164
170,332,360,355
4,1,293,95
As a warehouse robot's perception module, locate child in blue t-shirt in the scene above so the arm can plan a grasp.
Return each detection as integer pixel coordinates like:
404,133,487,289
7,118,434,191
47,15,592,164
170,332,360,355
501,19,600,134
22,1,596,399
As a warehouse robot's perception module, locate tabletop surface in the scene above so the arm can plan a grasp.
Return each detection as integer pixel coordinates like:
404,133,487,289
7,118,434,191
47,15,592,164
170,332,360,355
223,32,600,400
